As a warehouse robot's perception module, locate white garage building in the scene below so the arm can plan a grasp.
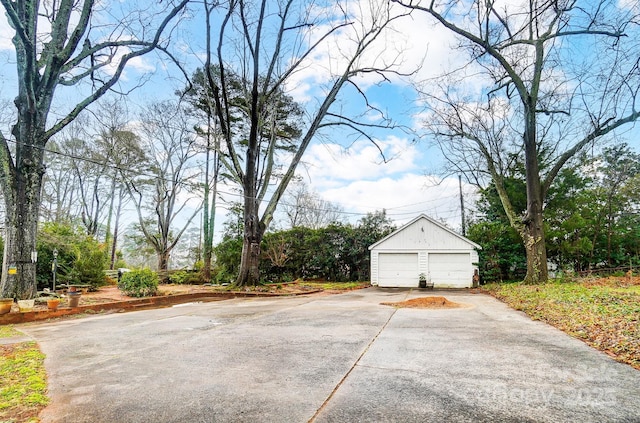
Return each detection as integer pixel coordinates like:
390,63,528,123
369,214,481,288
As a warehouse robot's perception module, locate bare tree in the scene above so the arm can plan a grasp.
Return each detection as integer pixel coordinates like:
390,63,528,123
201,0,413,286
393,0,640,283
89,99,143,269
42,100,144,269
71,136,110,237
0,0,189,299
282,181,345,229
41,123,86,223
124,100,201,274
179,66,225,282
41,142,76,223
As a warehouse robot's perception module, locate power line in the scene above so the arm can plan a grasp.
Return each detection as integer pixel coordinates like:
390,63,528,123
5,137,473,221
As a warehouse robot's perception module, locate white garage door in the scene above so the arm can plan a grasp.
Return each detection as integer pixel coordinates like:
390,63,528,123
378,253,419,287
428,253,471,288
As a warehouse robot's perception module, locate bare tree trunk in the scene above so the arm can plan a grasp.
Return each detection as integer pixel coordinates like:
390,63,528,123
0,146,44,299
523,209,548,284
110,185,125,270
202,172,218,282
202,142,212,282
201,0,215,283
522,103,548,284
201,117,220,282
236,180,265,286
158,251,170,273
236,212,264,286
607,201,613,266
104,173,117,260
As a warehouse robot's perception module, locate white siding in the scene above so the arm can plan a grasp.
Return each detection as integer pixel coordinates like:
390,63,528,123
373,218,473,251
370,252,380,285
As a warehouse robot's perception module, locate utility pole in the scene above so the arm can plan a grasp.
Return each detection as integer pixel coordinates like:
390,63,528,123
459,175,466,236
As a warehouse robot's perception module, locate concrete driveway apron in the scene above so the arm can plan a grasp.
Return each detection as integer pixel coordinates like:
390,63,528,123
20,288,640,423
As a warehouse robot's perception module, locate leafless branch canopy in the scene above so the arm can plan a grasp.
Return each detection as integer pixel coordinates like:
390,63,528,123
395,0,640,195
0,0,189,145
201,0,416,230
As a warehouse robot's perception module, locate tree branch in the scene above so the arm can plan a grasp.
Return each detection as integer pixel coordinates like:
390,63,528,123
542,110,640,196
42,0,189,142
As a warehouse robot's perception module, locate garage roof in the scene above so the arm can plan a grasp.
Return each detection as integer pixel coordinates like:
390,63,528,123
368,214,482,250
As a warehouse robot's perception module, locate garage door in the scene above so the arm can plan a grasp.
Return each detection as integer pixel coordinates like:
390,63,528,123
378,253,419,287
428,253,471,287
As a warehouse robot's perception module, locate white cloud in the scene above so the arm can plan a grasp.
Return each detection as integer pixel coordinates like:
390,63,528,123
127,55,157,74
295,136,477,230
317,172,476,230
299,136,420,188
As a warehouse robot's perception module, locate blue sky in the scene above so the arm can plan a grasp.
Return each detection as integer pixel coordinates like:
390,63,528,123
1,0,639,247
0,0,475,235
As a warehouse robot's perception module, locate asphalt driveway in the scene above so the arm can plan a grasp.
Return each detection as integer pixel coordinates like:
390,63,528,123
20,288,640,422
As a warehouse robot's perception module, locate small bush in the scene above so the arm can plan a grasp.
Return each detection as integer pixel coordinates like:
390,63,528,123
169,270,202,285
118,269,158,297
70,238,108,289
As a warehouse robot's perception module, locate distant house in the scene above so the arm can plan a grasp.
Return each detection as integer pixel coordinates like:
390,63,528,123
369,214,481,288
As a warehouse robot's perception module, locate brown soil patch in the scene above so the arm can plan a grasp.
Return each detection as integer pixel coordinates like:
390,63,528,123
381,296,468,309
8,283,320,313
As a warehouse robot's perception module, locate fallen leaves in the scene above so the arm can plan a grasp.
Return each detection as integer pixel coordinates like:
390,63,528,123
483,277,640,370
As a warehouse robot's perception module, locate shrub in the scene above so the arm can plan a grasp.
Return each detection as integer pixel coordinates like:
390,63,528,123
169,270,202,285
118,269,158,297
213,237,243,283
36,222,107,290
68,238,108,289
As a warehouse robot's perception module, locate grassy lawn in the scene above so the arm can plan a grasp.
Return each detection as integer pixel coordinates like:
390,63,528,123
0,326,23,339
482,277,640,370
0,326,49,423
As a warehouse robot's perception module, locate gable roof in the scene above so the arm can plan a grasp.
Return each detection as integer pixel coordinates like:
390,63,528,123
368,214,482,250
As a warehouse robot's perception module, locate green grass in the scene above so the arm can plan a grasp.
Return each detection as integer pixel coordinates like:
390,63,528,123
0,328,49,423
482,278,640,369
0,326,22,339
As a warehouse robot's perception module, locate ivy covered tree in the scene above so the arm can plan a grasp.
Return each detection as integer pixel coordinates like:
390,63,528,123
471,144,640,280
395,0,640,283
467,180,527,282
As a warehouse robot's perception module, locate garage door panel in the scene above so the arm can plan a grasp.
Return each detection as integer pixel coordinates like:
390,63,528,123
378,253,418,288
428,253,471,287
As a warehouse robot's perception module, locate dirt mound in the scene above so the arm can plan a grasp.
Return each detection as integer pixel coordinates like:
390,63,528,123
381,296,467,309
